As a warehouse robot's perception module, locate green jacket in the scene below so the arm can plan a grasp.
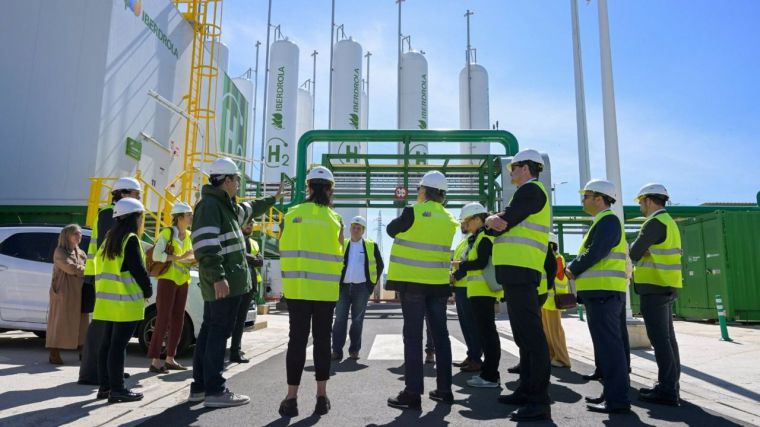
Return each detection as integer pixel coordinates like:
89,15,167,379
192,184,275,301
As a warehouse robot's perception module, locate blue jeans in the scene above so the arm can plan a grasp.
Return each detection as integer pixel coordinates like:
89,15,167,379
400,291,452,395
454,286,482,363
332,282,370,356
585,293,631,407
191,294,242,396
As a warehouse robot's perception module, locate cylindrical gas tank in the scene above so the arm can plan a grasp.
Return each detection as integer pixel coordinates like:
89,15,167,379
329,38,363,165
459,63,490,162
399,51,429,163
263,38,299,183
360,86,368,130
296,87,314,165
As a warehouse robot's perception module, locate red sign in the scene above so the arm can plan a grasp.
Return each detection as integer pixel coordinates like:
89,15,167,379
394,186,408,201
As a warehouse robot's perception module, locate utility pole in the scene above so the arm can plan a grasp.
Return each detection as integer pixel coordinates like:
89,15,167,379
311,50,318,128
328,0,336,129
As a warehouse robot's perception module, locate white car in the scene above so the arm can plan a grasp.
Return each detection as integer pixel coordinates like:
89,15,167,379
0,225,256,355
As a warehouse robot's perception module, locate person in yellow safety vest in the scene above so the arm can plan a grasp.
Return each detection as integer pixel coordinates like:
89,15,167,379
79,176,142,386
565,179,631,414
450,220,483,373
228,219,264,364
540,233,572,369
386,170,458,411
92,198,152,403
451,202,503,388
484,149,552,422
630,183,682,407
147,202,195,374
331,215,385,361
278,166,344,418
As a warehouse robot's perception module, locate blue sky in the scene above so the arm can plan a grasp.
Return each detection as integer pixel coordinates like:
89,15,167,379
220,0,760,254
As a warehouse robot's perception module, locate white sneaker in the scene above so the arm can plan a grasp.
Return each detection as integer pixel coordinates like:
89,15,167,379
188,391,205,402
466,375,500,388
204,389,250,408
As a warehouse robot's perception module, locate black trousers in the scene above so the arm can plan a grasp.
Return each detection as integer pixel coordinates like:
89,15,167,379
230,290,254,354
591,297,630,375
640,292,681,395
94,319,138,392
469,296,501,382
503,284,550,404
286,299,336,385
585,293,630,407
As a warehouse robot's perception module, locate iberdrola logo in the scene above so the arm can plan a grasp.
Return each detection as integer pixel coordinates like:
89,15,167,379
418,120,427,129
125,0,142,16
349,113,359,130
271,113,283,129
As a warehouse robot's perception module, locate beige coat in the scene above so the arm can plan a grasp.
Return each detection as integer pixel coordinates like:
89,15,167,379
46,246,89,350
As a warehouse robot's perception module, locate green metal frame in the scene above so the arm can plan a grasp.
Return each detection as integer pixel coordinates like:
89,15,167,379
292,129,519,210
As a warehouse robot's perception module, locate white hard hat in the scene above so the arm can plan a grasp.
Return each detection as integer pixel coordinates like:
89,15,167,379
306,166,335,183
208,157,240,176
549,233,559,245
350,216,367,228
419,170,448,191
113,198,145,218
508,149,544,171
635,183,669,202
170,201,193,215
460,202,487,220
113,177,142,192
581,179,618,202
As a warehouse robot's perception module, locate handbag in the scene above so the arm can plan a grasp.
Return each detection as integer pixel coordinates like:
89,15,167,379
145,228,175,277
554,292,578,310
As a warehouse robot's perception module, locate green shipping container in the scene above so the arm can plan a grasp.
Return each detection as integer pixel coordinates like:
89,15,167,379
677,211,760,322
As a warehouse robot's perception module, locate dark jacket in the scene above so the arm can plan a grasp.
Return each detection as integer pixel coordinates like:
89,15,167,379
453,227,491,281
485,179,547,287
339,238,385,290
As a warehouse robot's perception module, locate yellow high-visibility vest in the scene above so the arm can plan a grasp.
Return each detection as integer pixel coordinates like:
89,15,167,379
280,202,343,302
492,180,551,273
575,210,628,293
387,201,458,285
452,238,469,288
93,233,146,322
466,232,504,299
342,238,379,284
248,237,263,284
156,227,193,285
633,212,683,288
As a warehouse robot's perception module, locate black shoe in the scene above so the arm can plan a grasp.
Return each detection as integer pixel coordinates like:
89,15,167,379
149,364,168,374
78,378,99,385
123,372,130,379
498,392,529,405
424,351,435,364
586,402,631,414
96,388,110,400
509,404,551,421
639,387,654,394
428,390,454,404
229,353,250,364
581,372,602,381
314,396,331,415
108,389,144,403
639,390,680,406
585,395,605,404
452,358,469,368
507,364,521,374
387,391,422,410
279,398,298,417
331,352,343,361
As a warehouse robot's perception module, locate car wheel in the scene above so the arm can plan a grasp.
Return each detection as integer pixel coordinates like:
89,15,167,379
138,307,194,357
33,331,46,339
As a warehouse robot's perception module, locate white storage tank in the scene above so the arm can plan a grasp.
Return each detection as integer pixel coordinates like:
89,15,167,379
263,38,299,184
206,41,229,73
329,37,363,165
399,51,428,164
459,63,490,163
296,87,314,165
360,83,368,130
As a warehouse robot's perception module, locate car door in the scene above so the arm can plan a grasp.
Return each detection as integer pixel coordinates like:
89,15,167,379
0,231,59,324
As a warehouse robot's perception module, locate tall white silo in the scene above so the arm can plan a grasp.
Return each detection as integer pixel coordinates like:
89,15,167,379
205,41,230,73
459,63,490,163
399,51,428,164
263,38,299,184
329,37,363,164
296,87,314,165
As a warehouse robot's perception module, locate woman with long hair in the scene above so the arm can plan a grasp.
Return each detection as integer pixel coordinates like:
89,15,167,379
46,224,88,364
278,166,344,417
146,202,194,373
92,198,153,403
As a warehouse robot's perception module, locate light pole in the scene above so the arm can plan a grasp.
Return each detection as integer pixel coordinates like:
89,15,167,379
552,181,568,206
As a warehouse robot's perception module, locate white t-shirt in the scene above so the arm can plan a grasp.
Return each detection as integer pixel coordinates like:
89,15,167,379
343,240,367,284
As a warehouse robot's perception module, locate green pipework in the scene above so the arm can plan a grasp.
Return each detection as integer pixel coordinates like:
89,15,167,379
292,129,519,206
